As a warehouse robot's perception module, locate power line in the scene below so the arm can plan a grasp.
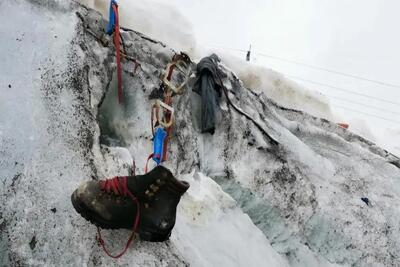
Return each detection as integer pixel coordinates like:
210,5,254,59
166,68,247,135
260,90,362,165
256,52,400,89
325,94,400,116
208,45,400,106
206,44,400,89
206,44,400,124
206,44,247,53
289,75,400,107
332,104,400,125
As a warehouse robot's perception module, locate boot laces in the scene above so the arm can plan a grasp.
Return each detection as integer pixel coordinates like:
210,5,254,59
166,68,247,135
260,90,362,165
100,176,131,197
97,176,141,259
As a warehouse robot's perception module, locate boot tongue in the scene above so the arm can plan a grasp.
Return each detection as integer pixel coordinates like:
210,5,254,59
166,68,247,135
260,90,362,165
152,166,190,194
168,178,190,194
126,175,150,198
126,166,190,197
125,166,168,197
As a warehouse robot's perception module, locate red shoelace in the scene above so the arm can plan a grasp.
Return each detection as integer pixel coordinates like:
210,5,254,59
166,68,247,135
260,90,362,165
96,176,140,259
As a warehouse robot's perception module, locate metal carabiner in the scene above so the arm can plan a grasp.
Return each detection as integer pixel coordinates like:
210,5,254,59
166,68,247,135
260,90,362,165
151,100,174,131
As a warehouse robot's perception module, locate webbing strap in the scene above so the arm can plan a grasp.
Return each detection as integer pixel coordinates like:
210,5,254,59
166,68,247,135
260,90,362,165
106,0,117,34
162,95,172,162
162,76,174,162
166,63,175,80
112,4,123,103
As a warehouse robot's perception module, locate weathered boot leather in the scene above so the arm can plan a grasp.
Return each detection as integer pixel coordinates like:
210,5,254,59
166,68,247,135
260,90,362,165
71,166,189,241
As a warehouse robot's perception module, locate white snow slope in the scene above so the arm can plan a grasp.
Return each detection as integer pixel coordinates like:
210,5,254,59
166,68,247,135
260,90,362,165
1,1,400,266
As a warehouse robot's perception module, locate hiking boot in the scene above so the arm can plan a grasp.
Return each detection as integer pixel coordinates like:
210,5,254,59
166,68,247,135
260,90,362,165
71,165,189,242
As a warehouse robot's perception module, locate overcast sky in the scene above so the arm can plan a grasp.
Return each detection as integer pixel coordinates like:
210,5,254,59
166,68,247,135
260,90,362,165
164,0,400,137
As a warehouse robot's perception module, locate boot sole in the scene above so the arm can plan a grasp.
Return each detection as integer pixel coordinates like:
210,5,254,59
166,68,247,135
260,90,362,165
71,191,171,242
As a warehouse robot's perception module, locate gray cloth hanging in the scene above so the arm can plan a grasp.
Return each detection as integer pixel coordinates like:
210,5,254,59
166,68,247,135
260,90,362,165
193,54,224,134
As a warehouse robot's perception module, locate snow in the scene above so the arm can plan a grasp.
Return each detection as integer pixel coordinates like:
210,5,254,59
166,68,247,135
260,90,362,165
332,116,400,158
80,0,196,53
346,118,377,142
79,0,336,124
216,52,336,121
379,128,400,155
80,0,399,159
81,0,399,160
0,1,186,266
2,0,400,266
372,127,400,158
173,171,289,267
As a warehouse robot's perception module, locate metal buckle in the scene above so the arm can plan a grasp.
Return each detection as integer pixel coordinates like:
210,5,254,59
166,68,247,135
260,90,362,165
152,100,174,129
162,53,192,95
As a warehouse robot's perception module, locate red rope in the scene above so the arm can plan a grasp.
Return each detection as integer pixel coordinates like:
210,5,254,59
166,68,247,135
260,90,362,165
145,62,176,170
162,69,174,162
112,4,123,104
166,63,176,80
162,96,173,162
96,176,140,258
145,153,160,174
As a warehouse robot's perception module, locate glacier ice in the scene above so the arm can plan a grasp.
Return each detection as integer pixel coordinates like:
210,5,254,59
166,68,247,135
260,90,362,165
1,1,400,266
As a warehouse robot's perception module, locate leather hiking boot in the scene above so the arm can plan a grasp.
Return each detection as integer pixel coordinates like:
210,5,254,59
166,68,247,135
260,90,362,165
71,165,189,242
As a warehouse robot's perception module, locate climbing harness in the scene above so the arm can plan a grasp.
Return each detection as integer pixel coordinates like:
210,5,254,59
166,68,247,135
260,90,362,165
106,0,123,103
145,52,192,172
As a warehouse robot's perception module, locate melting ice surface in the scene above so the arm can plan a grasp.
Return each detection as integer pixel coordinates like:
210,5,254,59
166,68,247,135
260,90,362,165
1,1,400,266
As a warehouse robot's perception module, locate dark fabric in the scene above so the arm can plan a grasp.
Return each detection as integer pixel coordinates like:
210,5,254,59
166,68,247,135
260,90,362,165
193,55,223,134
198,72,217,134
